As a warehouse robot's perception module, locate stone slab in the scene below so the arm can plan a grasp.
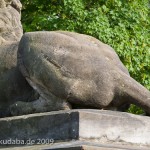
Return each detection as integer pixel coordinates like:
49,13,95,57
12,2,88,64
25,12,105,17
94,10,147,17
0,141,149,150
44,141,150,150
0,109,150,148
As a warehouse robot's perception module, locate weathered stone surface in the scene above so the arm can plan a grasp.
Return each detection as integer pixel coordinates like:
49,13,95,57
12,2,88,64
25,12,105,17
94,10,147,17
0,0,38,117
0,0,22,43
43,141,150,150
1,141,149,150
0,110,150,147
15,31,150,116
0,42,37,116
0,1,150,119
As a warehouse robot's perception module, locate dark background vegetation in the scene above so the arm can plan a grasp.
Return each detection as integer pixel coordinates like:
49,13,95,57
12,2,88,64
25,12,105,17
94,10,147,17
21,0,150,114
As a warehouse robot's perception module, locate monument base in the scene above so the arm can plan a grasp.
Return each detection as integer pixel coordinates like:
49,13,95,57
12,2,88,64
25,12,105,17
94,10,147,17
0,141,149,150
0,109,150,149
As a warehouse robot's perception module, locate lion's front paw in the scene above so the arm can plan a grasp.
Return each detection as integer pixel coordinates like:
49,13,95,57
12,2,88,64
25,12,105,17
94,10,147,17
9,101,33,116
9,102,23,116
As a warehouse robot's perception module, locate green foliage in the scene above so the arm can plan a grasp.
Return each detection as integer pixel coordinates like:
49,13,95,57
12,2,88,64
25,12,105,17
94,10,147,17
128,104,145,115
21,0,150,114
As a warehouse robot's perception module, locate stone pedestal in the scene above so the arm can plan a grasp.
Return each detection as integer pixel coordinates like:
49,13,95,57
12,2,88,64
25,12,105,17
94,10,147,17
0,109,150,149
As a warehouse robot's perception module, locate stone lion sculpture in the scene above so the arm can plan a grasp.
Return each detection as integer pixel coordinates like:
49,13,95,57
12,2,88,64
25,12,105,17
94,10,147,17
0,0,150,117
0,0,38,117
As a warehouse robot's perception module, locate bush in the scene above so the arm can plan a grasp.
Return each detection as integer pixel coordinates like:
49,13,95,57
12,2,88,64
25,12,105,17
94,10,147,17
21,0,150,114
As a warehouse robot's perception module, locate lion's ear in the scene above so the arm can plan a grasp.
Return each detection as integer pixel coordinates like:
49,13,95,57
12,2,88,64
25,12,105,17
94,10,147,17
11,0,22,13
0,0,22,12
0,0,6,8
